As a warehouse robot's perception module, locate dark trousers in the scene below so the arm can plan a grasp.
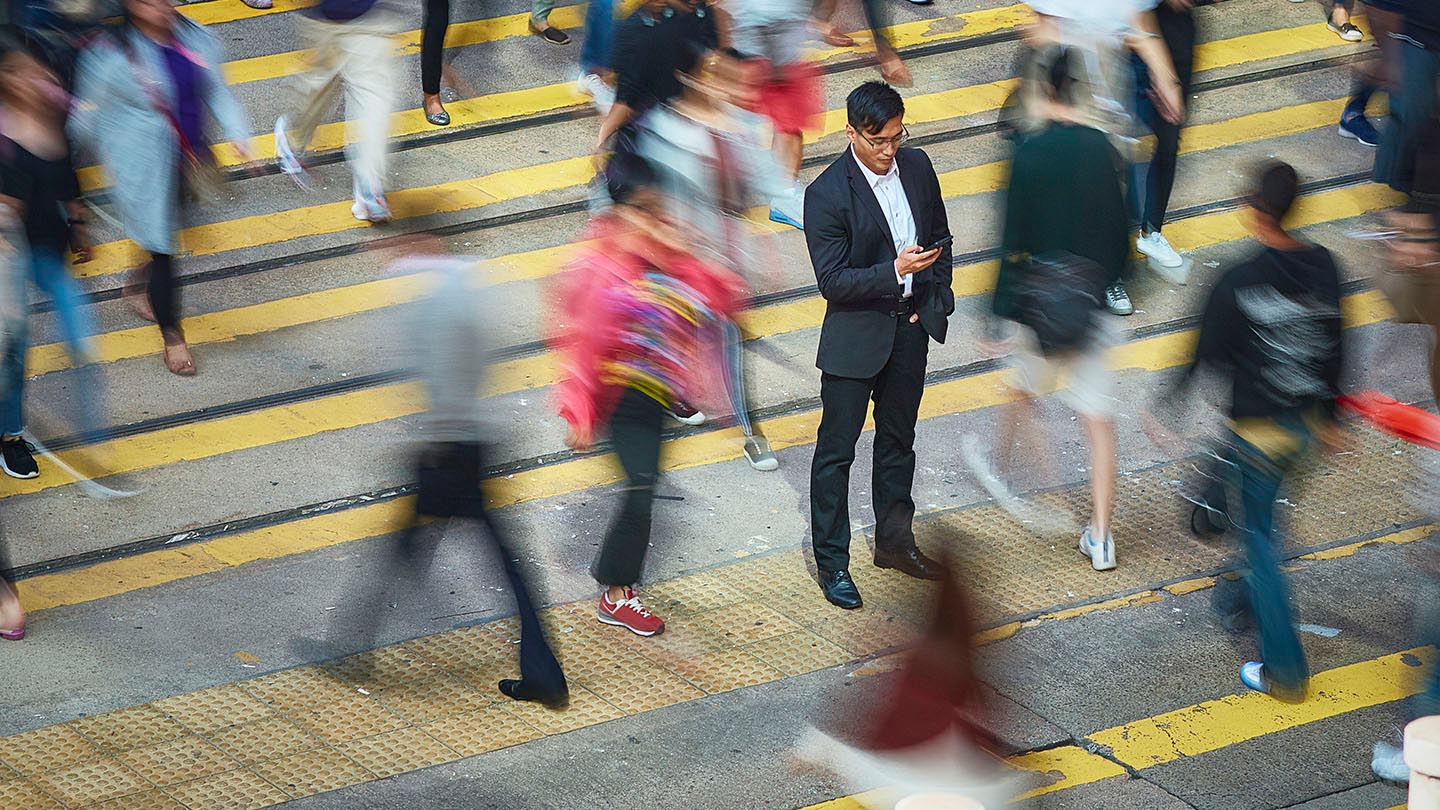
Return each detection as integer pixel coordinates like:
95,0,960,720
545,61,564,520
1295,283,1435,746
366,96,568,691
421,0,449,95
810,318,929,573
351,442,566,696
1131,2,1196,232
592,387,664,587
1377,39,1440,195
147,252,180,334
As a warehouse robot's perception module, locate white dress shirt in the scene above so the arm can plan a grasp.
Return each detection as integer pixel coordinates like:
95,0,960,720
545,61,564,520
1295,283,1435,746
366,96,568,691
853,151,917,299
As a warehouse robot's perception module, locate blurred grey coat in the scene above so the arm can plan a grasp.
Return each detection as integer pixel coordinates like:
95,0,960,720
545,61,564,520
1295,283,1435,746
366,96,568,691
68,20,249,254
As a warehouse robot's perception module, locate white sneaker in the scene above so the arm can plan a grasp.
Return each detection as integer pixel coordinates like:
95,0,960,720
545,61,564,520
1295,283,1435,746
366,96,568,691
1134,230,1180,270
1371,741,1410,783
769,184,805,230
576,72,614,115
1078,526,1116,571
351,192,391,224
274,116,315,191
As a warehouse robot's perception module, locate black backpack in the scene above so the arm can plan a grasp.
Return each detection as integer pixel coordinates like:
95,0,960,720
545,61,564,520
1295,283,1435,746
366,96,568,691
1013,251,1106,356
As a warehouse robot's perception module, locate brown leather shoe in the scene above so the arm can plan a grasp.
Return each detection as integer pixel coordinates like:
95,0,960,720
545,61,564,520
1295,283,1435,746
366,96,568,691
874,546,944,580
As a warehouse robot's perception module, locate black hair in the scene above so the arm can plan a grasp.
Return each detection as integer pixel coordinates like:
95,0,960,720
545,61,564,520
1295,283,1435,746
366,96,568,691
1040,45,1078,106
847,81,904,135
605,151,659,206
1248,161,1299,222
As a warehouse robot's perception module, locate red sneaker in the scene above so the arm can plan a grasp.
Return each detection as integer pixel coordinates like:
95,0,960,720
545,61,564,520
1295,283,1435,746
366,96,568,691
597,588,665,637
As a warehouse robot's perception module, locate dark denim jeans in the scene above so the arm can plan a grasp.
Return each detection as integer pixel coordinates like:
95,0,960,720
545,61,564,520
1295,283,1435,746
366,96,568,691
1230,415,1314,696
580,0,614,74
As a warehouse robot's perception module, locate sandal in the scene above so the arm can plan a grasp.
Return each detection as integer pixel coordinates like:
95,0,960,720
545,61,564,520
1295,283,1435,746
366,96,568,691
124,265,156,322
0,625,24,641
820,26,855,47
879,56,913,88
163,340,197,376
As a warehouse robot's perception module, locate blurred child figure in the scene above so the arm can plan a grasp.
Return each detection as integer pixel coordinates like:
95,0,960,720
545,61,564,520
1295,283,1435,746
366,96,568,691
552,152,745,637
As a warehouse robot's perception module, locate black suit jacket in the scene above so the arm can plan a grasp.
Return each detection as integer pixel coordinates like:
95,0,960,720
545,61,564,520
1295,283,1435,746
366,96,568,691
803,146,954,379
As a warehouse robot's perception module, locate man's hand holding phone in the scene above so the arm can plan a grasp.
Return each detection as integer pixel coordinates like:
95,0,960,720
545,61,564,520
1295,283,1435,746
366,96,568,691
895,234,951,277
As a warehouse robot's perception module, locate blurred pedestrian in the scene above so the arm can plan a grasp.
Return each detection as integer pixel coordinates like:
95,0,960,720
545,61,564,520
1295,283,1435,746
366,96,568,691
723,0,821,230
530,0,571,44
420,0,451,125
1376,0,1440,195
1019,0,1184,315
0,141,21,641
804,81,953,610
575,0,615,112
1338,0,1403,147
813,0,911,86
1157,161,1346,702
69,0,252,376
552,152,745,636
272,0,398,223
0,30,99,479
594,0,717,154
1131,0,1210,285
329,242,568,707
636,48,787,471
983,46,1127,572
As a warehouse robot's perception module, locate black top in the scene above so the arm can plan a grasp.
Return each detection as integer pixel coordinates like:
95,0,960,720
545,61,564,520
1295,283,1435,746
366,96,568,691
994,122,1128,321
1403,0,1440,50
1179,245,1344,420
802,146,954,379
0,137,79,253
612,3,717,115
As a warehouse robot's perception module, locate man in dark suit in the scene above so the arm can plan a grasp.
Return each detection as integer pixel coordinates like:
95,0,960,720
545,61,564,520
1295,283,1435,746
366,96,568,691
804,81,953,609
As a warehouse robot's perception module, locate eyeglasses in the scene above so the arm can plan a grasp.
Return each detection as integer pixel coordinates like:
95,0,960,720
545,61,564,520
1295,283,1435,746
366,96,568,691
855,124,910,152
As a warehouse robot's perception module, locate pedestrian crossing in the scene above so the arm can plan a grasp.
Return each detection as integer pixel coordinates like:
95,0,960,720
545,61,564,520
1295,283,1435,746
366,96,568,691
4,0,1426,806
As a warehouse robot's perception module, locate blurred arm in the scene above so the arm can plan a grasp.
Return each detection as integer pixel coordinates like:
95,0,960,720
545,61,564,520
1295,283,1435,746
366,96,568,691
190,22,252,147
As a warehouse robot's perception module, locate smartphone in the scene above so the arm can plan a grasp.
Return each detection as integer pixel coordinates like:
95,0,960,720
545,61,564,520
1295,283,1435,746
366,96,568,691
924,235,954,252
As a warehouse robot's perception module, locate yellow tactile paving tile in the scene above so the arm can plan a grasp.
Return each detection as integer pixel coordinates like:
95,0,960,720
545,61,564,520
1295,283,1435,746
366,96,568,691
69,15,1364,277
0,432,1431,808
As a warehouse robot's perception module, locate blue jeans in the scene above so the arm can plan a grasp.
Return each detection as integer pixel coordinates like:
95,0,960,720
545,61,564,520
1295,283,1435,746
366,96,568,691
1231,414,1314,696
580,0,614,74
1376,39,1440,194
1,247,102,438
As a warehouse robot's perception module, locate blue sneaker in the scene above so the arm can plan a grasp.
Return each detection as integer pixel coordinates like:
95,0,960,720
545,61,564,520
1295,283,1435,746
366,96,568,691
1240,661,1306,703
1339,112,1380,147
769,205,803,230
769,186,805,230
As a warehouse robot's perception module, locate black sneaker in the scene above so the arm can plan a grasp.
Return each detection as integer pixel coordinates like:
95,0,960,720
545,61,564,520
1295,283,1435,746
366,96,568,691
0,437,38,479
530,19,571,45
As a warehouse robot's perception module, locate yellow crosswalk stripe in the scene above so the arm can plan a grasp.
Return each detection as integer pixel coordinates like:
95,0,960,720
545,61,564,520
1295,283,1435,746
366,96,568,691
22,184,1397,511
74,12,1359,197
12,229,1403,609
178,0,314,27
1092,647,1438,768
801,646,1432,808
74,4,1031,191
29,95,1355,377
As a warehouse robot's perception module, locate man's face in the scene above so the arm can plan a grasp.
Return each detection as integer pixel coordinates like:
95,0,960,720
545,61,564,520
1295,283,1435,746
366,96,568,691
847,115,905,176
